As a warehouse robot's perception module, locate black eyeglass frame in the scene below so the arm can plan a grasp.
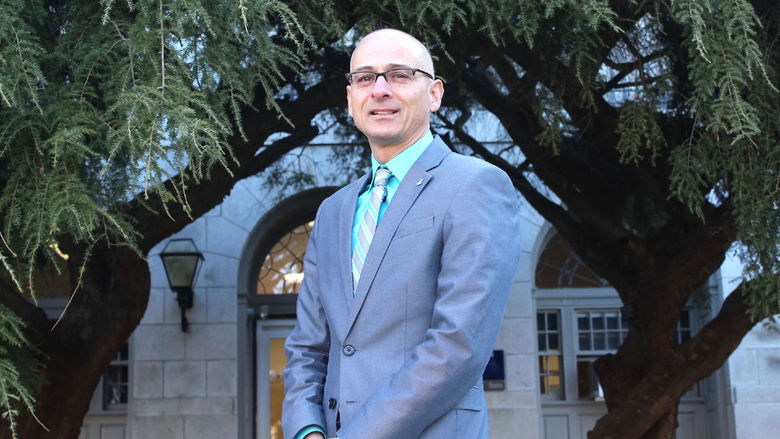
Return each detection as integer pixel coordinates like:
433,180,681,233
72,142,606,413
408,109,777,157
345,68,435,85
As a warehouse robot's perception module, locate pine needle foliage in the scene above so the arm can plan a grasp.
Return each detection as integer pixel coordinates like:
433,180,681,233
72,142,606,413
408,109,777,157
0,305,43,439
455,0,778,318
0,0,329,431
666,0,779,316
616,102,667,166
0,0,320,297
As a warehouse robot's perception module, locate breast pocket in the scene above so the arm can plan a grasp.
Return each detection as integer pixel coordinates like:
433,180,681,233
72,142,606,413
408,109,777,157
395,216,435,239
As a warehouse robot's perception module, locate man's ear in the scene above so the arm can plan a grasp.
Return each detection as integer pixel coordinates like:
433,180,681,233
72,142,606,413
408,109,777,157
429,80,444,112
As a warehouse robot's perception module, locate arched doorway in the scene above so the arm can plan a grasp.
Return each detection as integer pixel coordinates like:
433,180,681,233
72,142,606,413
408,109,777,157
236,187,337,439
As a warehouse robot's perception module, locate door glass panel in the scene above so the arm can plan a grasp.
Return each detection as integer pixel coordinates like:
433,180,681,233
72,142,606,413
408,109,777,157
257,324,294,439
269,338,286,439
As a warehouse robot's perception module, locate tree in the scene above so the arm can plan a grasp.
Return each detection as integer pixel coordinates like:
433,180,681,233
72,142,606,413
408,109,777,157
0,1,348,437
423,1,778,438
0,1,777,439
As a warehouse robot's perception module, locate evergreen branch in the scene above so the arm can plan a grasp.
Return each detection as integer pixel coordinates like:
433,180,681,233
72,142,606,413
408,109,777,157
238,0,250,33
0,304,46,439
0,250,22,294
159,0,165,99
50,240,92,331
0,230,15,258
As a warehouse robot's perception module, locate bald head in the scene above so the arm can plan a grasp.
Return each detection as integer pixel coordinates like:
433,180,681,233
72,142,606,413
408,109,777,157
346,28,443,163
350,29,435,78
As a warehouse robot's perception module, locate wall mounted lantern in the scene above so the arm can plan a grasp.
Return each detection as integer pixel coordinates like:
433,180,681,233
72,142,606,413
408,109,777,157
159,238,204,332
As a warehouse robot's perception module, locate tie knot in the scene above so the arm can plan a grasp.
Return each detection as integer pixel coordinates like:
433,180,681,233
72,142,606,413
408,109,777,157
374,167,391,188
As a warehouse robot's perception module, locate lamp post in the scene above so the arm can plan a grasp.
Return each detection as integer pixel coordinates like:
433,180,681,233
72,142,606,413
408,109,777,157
159,238,204,332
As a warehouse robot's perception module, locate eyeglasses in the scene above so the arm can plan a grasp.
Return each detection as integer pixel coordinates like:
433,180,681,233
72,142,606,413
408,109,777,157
345,68,434,88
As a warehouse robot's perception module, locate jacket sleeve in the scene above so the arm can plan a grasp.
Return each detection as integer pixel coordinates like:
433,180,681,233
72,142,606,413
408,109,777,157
338,164,522,438
282,206,330,439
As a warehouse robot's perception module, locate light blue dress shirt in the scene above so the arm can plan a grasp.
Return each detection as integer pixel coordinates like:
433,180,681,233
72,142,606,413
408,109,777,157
351,131,434,251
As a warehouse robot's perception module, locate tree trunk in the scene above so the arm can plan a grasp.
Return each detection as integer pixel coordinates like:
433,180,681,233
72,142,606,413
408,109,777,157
0,245,149,439
587,285,759,439
643,409,678,439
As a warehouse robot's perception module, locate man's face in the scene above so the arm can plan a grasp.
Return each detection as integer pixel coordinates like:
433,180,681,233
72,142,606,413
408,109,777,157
346,31,443,158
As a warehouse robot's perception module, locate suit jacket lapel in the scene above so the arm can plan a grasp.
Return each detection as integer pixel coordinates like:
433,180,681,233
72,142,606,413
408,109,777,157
346,137,451,330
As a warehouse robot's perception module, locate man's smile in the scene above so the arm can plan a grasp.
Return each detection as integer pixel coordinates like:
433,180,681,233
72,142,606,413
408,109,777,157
369,109,398,116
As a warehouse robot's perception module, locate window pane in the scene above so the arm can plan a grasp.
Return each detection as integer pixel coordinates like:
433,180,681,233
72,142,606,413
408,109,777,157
592,313,605,330
579,333,591,350
577,359,596,399
539,356,563,398
547,313,558,331
540,375,563,397
593,332,606,351
578,315,589,330
257,221,313,296
608,332,621,349
679,309,690,327
537,313,545,330
676,309,694,344
606,314,619,330
549,333,559,351
576,357,605,400
269,338,286,439
538,334,547,351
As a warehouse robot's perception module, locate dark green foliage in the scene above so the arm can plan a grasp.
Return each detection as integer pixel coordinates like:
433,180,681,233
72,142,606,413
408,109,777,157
0,305,43,439
0,0,327,433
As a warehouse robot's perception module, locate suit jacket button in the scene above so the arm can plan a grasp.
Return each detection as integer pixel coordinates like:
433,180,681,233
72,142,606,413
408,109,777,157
342,344,355,356
328,398,337,409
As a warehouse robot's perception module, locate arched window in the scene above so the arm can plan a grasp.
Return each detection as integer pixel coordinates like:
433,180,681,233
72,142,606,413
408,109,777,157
535,232,609,288
256,221,313,296
244,187,336,318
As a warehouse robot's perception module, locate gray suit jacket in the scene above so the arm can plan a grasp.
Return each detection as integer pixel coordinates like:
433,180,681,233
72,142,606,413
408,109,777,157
282,136,522,439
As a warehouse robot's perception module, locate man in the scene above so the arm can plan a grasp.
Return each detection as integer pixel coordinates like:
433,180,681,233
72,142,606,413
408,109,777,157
282,28,521,439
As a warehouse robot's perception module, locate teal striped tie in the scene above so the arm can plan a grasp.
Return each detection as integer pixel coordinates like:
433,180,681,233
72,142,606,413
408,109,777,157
352,167,392,291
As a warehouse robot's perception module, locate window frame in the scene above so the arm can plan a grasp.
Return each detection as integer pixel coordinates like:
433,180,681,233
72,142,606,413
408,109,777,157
537,309,565,401
102,342,130,411
535,288,700,405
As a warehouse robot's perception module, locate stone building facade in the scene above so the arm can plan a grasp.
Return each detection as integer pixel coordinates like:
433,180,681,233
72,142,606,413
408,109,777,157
73,150,780,439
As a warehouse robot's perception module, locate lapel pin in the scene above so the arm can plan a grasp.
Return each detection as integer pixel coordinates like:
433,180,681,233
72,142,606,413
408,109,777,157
416,177,424,186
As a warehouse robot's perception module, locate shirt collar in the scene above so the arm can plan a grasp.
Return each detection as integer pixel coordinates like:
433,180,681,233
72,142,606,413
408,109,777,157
370,131,434,183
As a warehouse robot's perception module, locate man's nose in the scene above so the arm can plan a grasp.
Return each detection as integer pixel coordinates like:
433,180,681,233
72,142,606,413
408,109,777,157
371,75,393,97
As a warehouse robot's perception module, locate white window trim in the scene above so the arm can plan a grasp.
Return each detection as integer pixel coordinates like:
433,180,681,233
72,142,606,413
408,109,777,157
534,288,701,405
